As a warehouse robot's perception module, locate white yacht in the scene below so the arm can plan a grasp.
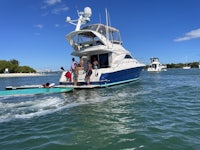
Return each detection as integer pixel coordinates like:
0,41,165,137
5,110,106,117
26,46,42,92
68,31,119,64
182,65,191,69
59,7,145,88
147,58,167,72
182,56,191,69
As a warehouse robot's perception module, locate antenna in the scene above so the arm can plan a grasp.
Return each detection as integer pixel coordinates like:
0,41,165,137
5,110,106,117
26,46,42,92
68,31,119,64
66,7,92,31
105,8,109,47
99,13,101,24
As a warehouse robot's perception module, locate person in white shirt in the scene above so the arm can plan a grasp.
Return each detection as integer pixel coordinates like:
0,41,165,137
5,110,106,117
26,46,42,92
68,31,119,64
71,58,78,86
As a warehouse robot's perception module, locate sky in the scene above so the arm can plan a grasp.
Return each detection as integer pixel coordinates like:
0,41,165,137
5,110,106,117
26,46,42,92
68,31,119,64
1,0,200,71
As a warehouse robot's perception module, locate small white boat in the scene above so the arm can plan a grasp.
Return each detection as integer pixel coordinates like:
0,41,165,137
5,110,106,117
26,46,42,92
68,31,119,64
183,56,191,69
59,7,145,88
147,58,167,72
182,66,191,69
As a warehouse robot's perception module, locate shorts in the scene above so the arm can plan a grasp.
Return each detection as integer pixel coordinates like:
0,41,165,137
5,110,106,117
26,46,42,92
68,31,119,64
73,71,78,80
87,70,92,77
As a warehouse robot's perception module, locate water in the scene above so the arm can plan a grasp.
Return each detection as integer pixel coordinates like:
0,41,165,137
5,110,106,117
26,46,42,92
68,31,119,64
0,69,199,150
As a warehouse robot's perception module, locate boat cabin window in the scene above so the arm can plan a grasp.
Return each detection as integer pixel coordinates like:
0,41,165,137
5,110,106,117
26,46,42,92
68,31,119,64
82,24,98,31
99,53,109,68
124,55,133,59
91,53,109,69
152,64,157,69
109,31,122,45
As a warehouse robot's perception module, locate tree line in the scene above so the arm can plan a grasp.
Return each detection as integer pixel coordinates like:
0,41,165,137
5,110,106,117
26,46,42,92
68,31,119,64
0,59,36,73
166,62,199,68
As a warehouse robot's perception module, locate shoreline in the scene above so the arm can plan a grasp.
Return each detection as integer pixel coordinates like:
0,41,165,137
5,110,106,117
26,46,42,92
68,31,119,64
0,73,45,78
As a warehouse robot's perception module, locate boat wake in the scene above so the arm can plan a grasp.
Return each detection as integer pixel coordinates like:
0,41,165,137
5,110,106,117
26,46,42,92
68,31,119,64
0,90,113,123
0,84,147,123
0,96,63,122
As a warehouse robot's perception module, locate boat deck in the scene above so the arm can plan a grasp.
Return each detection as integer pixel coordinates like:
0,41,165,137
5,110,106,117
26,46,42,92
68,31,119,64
5,84,101,90
55,85,101,89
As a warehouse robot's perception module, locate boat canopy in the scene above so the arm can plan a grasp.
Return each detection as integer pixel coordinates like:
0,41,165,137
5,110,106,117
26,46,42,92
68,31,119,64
81,24,122,44
150,58,159,63
67,24,123,51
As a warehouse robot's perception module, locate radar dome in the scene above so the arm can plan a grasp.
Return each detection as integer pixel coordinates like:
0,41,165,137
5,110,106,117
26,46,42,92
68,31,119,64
84,7,92,17
66,16,71,22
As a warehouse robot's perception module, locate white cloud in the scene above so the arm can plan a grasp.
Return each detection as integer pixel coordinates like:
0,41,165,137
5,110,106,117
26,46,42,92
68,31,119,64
41,0,68,15
55,24,60,27
34,24,44,29
41,11,49,16
44,0,61,6
52,5,69,14
174,28,200,42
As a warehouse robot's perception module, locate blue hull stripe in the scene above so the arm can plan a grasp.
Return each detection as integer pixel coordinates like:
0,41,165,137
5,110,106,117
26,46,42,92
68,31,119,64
100,78,139,87
99,66,143,85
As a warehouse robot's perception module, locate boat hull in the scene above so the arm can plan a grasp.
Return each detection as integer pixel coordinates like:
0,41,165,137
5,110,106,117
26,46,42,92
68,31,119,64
60,66,143,87
99,66,143,86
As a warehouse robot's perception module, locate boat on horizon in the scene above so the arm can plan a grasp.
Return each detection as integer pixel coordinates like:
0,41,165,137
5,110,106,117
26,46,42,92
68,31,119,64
182,56,191,69
147,57,167,72
182,66,191,69
182,65,191,69
59,7,145,88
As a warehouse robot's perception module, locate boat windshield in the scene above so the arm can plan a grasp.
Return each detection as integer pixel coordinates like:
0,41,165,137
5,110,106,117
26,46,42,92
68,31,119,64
150,58,159,63
81,24,122,44
72,32,103,48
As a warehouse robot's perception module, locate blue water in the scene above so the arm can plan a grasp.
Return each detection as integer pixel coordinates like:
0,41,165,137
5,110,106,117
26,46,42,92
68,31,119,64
0,69,199,150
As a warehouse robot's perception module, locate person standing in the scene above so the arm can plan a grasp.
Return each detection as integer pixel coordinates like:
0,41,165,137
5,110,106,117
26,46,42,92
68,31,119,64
73,63,79,86
92,56,98,69
79,57,84,68
71,58,77,71
71,58,78,86
86,61,93,85
77,56,84,70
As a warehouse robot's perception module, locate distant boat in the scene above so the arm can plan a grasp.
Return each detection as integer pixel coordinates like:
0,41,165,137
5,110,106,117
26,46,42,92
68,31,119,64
199,62,200,69
147,58,167,72
183,56,191,69
182,65,191,69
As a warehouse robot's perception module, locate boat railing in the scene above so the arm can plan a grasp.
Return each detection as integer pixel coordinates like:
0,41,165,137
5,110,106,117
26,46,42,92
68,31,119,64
110,40,122,45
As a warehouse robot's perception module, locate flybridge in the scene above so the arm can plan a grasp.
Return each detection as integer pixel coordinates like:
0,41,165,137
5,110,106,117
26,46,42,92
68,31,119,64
66,7,122,46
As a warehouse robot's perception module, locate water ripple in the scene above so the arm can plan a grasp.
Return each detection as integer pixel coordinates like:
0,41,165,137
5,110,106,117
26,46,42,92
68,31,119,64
0,70,200,149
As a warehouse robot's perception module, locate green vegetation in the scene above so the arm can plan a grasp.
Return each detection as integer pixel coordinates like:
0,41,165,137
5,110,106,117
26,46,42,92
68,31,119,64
166,62,199,68
0,59,36,73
